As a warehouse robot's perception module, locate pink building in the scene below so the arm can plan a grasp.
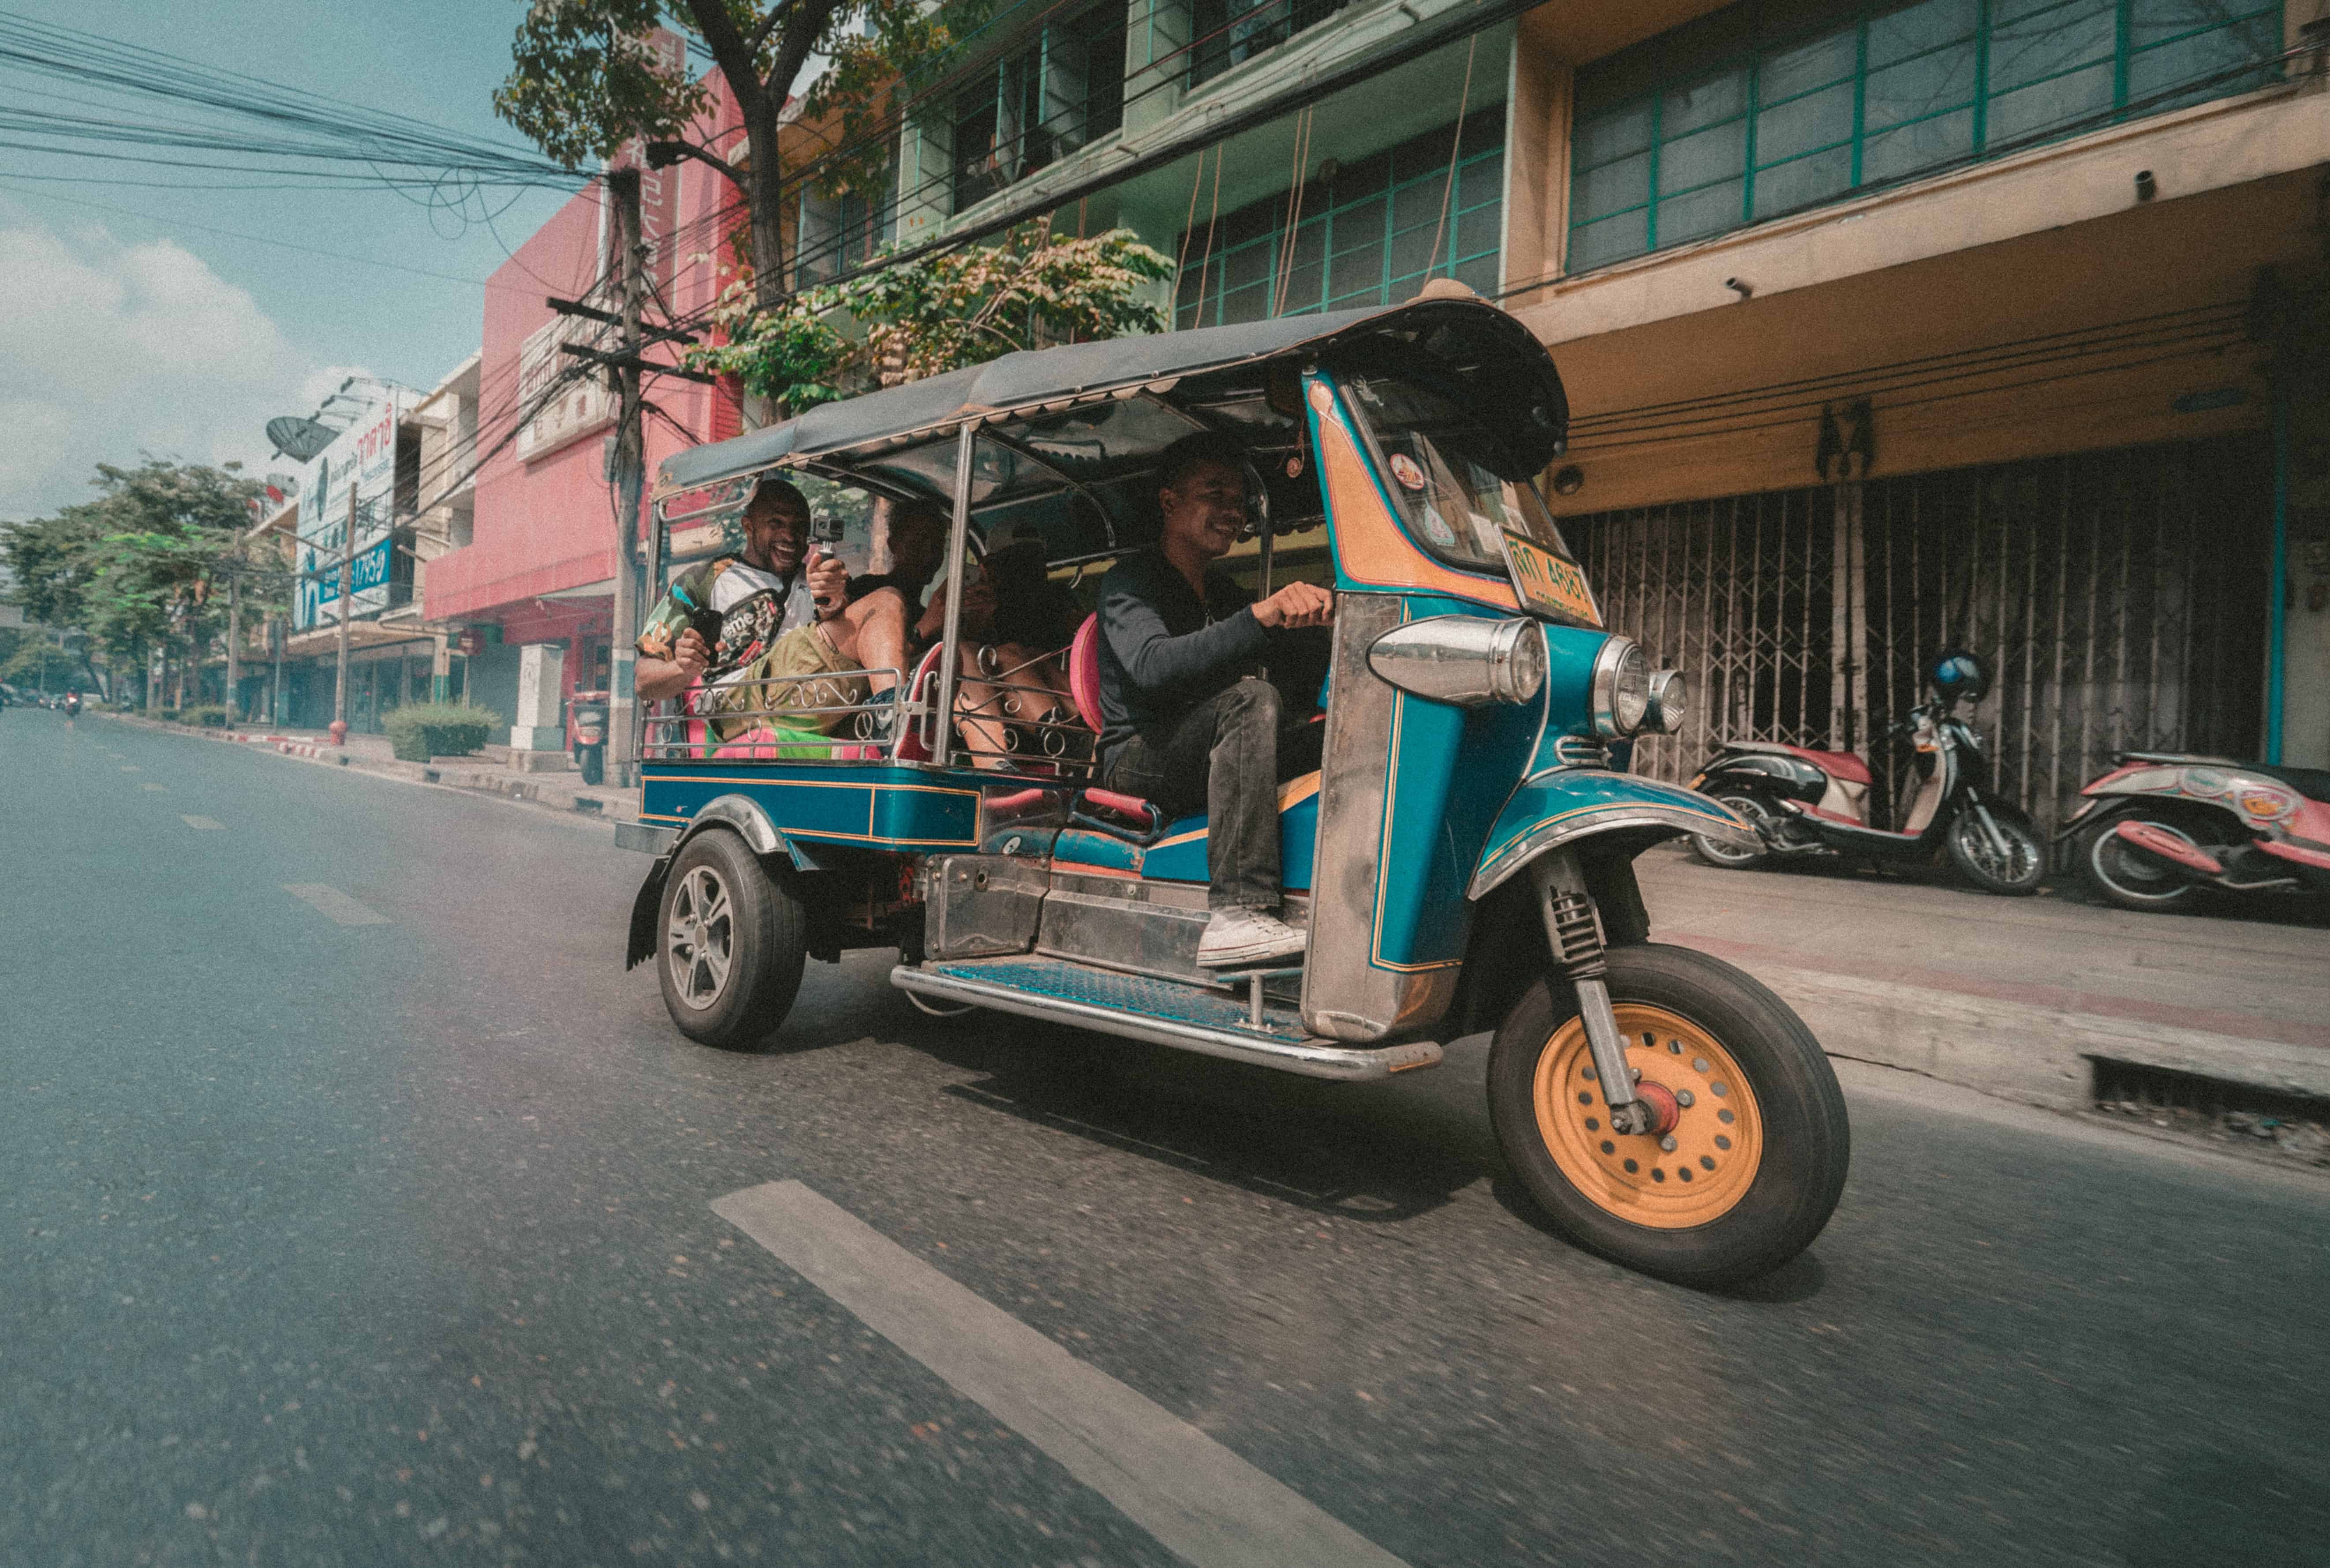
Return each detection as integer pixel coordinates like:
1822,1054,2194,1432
425,53,744,758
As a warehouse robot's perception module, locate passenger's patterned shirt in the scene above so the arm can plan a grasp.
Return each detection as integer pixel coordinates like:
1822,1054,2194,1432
636,556,817,695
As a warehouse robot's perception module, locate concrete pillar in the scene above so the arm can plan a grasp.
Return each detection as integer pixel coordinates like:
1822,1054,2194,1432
510,642,566,753
1499,14,1572,312
432,632,452,703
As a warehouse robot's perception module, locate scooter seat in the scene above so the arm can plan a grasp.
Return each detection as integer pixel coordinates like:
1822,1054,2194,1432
1786,745,1871,785
1723,740,1873,785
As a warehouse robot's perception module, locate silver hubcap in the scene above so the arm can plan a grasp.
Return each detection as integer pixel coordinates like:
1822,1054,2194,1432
666,866,735,1010
1699,796,1769,862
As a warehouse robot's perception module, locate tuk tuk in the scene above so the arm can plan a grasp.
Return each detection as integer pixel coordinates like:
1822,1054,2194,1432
619,290,1847,1285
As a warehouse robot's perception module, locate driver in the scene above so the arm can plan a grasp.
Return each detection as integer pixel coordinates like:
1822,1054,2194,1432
1096,431,1334,968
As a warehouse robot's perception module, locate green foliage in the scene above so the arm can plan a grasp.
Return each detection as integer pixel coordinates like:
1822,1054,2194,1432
385,702,505,763
494,0,712,170
689,223,1174,415
0,459,268,679
179,704,229,728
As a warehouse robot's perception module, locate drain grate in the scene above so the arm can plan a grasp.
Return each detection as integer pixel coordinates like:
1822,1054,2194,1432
2087,1056,2330,1125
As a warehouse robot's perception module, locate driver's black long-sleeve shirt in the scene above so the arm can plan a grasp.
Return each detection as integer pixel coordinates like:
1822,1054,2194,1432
1094,550,1265,766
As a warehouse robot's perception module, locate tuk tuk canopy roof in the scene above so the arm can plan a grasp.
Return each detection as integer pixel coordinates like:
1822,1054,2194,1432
651,295,1568,508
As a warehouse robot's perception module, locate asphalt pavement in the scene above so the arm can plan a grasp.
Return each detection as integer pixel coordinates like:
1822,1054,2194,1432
5,707,2328,1568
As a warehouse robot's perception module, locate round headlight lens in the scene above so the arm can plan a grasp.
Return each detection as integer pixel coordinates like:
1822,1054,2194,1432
1590,636,1651,737
1611,643,1650,733
1647,668,1689,732
1495,619,1547,705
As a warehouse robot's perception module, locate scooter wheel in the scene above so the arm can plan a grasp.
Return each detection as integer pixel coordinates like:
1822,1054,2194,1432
1487,944,1848,1288
1945,809,2045,895
2077,812,2202,912
656,829,807,1049
1688,794,1772,870
578,745,605,787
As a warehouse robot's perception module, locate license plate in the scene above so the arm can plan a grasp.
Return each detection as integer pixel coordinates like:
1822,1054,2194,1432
1501,532,1600,626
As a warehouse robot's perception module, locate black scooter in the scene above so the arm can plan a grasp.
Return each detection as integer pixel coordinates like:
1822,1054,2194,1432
1684,650,2046,896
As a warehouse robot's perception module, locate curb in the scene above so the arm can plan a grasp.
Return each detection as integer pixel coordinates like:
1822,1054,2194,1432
1740,959,2330,1113
105,712,634,824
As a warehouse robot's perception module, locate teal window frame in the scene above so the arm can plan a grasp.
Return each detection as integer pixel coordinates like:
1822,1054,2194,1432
950,0,1130,213
1566,0,2286,274
1177,107,1505,329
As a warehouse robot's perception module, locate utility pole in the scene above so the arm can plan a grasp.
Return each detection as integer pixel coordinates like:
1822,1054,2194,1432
224,565,242,724
608,165,645,790
335,482,355,742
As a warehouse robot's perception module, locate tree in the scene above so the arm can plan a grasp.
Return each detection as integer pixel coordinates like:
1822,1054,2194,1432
495,0,985,313
2,458,266,703
689,221,1173,414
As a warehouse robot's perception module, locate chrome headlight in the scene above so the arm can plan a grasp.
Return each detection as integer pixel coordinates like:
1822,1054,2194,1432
1589,637,1650,737
1644,668,1689,733
1367,615,1546,706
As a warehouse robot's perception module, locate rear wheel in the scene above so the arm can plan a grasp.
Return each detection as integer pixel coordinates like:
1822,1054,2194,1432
1487,944,1848,1288
1945,806,2045,895
1688,793,1774,870
657,829,807,1049
2078,810,2206,912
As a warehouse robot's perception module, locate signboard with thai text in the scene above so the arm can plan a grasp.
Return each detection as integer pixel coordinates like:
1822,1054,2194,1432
295,393,402,631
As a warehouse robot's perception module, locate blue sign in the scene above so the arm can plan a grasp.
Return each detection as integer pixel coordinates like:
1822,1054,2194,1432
301,537,393,624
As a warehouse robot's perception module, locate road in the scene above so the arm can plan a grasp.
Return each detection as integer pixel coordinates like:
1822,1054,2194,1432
5,709,2328,1568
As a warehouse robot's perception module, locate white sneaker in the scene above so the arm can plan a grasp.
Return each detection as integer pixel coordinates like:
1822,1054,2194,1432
1196,907,1307,968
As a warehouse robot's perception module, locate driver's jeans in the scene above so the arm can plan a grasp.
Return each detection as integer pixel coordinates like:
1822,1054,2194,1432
1101,676,1324,913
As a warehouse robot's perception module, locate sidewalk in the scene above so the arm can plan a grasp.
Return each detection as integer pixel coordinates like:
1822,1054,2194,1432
105,713,643,823
1635,845,2330,1114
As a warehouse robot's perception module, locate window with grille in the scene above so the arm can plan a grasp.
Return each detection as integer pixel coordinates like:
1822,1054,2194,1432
796,179,896,287
950,0,1130,213
1187,0,1351,88
1567,0,2286,274
1176,107,1504,330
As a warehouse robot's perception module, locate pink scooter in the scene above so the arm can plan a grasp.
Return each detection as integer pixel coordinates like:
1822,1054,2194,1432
2057,754,2330,912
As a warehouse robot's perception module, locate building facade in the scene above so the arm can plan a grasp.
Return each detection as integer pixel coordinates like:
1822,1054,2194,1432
876,0,2327,824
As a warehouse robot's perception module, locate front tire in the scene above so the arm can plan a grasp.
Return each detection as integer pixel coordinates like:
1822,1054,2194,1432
1689,793,1774,870
1487,944,1848,1288
578,744,605,786
656,829,807,1049
1945,806,2045,895
2078,810,2206,912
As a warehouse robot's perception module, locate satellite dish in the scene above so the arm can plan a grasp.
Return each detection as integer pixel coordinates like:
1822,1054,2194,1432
267,416,337,463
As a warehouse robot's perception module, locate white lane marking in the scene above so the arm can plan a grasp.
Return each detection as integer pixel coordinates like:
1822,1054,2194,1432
712,1180,1409,1568
180,815,224,831
121,765,140,773
280,883,390,926
142,783,166,792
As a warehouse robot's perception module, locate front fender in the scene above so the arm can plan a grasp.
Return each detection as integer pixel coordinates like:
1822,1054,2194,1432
1469,772,1755,899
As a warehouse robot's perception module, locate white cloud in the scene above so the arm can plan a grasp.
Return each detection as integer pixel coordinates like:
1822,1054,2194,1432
0,215,366,518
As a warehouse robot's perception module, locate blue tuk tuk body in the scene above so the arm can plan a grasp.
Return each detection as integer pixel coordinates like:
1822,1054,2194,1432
621,296,1846,1286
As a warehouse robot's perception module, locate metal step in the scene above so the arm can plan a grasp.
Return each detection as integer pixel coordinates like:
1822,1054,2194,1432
889,957,1442,1081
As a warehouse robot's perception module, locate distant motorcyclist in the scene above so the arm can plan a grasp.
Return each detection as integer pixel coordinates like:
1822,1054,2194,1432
64,689,82,724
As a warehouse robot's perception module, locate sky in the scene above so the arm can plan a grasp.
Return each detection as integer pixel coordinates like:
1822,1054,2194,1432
0,0,591,521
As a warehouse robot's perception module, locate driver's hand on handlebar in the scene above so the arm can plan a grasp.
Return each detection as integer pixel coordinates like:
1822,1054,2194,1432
672,628,711,683
1253,581,1335,630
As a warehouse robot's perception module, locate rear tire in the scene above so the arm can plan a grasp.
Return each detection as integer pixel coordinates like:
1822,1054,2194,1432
656,829,807,1049
2078,810,2205,912
1688,793,1774,870
1945,806,2044,895
1487,943,1849,1288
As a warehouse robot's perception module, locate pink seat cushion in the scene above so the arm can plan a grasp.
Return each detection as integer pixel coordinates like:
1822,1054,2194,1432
896,644,946,762
1082,787,1153,820
1787,745,1872,786
1067,614,1103,734
712,726,781,761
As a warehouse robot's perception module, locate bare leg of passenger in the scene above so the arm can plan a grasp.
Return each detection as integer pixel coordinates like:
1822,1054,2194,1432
818,588,910,694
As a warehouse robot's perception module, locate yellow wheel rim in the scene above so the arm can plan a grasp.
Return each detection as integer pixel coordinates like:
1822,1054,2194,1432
1531,1004,1765,1229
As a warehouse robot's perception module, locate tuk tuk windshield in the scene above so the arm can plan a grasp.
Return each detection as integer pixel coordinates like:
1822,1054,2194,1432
1341,374,1577,577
